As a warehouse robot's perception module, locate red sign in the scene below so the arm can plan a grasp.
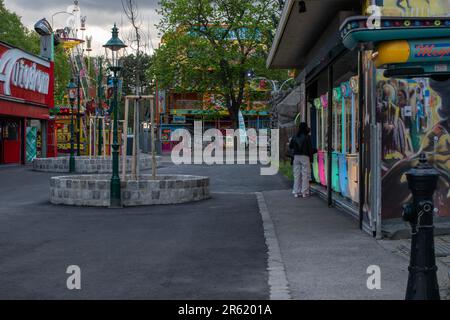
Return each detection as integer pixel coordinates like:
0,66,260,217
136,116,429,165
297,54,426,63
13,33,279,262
0,42,54,107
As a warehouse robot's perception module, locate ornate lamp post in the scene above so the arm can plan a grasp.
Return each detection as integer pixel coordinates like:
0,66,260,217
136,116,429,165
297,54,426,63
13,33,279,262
103,24,127,208
67,79,78,173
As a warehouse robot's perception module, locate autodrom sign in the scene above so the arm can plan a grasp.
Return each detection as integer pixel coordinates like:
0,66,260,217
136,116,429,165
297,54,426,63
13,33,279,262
0,43,52,106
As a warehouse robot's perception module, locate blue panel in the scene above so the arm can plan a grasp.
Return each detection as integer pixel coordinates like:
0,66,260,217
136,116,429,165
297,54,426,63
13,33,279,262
338,153,349,198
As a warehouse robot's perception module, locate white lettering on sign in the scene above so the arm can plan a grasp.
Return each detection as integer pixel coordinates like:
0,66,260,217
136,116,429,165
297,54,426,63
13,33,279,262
0,48,50,96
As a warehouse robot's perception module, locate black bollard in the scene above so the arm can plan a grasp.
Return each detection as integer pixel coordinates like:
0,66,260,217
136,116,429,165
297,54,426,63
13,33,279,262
402,153,440,300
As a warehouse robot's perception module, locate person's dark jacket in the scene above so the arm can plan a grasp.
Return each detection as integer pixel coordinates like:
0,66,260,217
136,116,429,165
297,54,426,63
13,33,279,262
289,134,314,160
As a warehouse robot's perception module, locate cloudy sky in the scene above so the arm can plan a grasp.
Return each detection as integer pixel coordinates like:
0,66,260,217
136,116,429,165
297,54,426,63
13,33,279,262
4,0,161,55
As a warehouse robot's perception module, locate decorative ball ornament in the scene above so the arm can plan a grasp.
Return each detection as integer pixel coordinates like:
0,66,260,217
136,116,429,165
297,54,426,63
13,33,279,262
333,87,341,102
320,93,329,109
314,98,322,110
341,81,351,98
350,77,359,94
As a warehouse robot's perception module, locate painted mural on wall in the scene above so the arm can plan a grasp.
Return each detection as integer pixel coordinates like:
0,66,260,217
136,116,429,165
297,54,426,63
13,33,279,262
377,71,450,219
374,0,450,16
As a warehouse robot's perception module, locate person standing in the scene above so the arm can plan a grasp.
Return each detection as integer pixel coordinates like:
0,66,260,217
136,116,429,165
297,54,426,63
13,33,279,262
289,122,314,198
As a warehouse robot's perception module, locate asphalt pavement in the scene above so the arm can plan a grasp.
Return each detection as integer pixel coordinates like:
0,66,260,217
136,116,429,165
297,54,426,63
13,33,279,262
0,163,287,299
0,161,436,300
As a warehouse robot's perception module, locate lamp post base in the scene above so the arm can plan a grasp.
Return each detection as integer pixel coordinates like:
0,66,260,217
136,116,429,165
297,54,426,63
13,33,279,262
110,177,122,208
109,198,122,209
69,156,75,173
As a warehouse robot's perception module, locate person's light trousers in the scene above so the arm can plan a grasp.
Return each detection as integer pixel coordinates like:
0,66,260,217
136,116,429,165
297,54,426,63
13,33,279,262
293,155,311,195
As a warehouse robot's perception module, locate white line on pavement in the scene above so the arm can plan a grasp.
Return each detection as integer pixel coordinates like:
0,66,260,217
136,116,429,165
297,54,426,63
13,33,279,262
255,192,291,300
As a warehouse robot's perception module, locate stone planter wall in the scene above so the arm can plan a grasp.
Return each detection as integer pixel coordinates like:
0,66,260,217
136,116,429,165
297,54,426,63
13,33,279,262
50,174,210,207
33,155,160,173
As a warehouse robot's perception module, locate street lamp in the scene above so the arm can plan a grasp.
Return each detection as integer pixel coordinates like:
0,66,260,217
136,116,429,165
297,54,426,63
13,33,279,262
103,24,127,208
67,79,78,173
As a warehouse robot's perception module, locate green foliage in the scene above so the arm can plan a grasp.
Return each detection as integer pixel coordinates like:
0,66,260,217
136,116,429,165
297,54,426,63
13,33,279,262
0,0,39,54
279,160,293,181
54,47,71,106
149,0,288,127
121,53,153,96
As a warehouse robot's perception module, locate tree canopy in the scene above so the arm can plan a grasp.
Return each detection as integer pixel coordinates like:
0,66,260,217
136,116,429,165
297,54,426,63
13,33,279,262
150,0,288,127
0,0,40,53
121,53,153,96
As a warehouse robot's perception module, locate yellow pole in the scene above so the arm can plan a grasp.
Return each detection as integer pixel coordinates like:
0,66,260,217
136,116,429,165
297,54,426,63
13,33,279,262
122,100,129,180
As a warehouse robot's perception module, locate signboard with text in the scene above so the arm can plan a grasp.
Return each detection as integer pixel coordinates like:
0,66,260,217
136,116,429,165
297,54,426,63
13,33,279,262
0,42,54,107
412,41,450,62
173,115,186,124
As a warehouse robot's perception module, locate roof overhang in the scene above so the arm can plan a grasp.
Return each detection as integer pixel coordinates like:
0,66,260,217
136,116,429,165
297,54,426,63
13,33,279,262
267,0,361,69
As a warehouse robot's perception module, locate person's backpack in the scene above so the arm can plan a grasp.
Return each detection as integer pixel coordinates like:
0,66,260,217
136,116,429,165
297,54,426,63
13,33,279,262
286,148,294,160
288,135,306,158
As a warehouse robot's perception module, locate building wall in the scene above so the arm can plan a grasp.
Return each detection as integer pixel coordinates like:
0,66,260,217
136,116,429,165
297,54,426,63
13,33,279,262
0,41,54,164
367,1,450,219
379,73,450,219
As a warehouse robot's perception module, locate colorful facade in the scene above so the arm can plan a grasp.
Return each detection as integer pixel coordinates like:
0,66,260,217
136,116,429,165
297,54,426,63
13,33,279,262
0,41,55,164
268,0,450,236
160,90,271,152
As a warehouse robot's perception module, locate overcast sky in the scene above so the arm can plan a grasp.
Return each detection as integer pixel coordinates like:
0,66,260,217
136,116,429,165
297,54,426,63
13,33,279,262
4,0,161,55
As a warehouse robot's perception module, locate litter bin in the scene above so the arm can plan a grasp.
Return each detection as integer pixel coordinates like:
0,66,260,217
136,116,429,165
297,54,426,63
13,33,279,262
126,135,133,156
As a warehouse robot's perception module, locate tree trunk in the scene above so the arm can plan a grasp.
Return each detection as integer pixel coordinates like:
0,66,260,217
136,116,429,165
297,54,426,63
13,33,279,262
226,93,242,129
228,104,239,129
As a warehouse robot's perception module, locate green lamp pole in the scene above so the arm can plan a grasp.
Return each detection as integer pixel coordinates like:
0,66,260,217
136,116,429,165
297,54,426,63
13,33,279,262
97,57,103,156
67,80,77,173
104,24,127,208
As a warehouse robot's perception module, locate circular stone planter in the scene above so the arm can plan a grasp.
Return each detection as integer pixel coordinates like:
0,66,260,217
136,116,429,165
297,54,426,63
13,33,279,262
50,174,210,207
33,155,160,173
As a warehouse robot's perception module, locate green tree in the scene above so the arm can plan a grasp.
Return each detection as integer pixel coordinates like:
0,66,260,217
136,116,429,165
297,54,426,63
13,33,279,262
53,47,72,106
121,53,153,96
0,0,39,53
150,0,287,128
0,0,71,106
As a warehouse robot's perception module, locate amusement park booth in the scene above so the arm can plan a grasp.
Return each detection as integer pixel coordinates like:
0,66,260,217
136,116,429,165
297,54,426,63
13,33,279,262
268,0,450,237
0,41,55,164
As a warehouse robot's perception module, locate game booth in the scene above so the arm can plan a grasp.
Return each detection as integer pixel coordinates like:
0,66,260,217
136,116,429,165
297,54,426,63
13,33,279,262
268,0,450,237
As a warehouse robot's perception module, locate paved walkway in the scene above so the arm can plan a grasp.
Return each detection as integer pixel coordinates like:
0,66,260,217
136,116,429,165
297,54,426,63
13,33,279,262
379,236,450,299
264,188,450,299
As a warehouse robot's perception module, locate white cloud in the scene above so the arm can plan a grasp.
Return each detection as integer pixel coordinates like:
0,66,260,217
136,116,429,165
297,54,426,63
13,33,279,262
4,0,161,55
